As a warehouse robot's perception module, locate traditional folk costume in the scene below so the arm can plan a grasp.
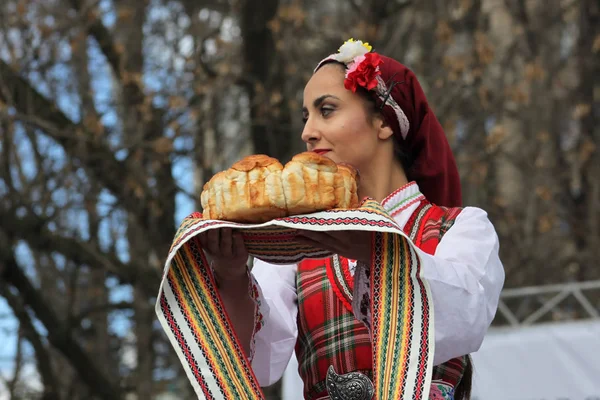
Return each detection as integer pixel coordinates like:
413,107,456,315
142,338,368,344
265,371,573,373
248,41,505,399
250,182,504,399
155,40,504,400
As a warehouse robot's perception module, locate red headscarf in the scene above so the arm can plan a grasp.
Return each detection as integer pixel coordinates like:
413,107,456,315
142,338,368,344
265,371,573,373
317,49,462,207
376,56,462,207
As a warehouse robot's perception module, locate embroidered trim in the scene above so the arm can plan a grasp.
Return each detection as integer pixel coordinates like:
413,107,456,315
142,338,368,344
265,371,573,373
430,381,455,400
381,182,426,218
375,75,410,138
325,256,354,313
353,261,372,330
248,270,264,362
381,182,416,207
404,202,433,241
335,256,354,298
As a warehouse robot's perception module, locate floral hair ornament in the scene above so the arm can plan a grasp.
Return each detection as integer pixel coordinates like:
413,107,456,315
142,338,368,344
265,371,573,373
329,38,384,93
316,39,410,139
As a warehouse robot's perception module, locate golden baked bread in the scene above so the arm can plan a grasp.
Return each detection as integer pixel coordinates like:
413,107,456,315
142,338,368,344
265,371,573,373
282,152,339,215
334,163,359,209
200,155,287,223
201,152,359,223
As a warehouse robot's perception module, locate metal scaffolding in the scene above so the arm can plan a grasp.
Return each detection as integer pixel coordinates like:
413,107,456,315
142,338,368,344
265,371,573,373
494,280,600,327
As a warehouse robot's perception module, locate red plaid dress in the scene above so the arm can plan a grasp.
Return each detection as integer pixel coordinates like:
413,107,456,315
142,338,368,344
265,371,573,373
295,200,468,399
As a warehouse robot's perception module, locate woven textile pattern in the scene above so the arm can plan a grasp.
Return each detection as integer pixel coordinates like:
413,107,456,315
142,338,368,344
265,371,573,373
155,199,434,400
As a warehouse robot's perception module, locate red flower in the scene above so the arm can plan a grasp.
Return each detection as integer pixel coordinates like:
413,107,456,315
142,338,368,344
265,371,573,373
344,52,383,92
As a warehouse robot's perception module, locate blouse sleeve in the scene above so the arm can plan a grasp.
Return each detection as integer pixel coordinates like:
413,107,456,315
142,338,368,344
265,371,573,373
249,258,299,386
354,206,505,366
421,206,505,365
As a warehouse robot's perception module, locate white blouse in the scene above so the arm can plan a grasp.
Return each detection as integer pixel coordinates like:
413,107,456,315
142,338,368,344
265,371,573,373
248,182,505,386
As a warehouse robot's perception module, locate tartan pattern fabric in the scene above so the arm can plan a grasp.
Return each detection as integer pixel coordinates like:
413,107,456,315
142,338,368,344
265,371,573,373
419,207,462,253
296,259,373,399
431,357,468,389
295,199,467,398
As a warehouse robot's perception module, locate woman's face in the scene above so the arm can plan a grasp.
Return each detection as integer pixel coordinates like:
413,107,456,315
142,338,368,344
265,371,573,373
301,64,392,172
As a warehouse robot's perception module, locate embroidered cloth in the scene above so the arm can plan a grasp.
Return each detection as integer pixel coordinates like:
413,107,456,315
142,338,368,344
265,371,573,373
155,199,434,400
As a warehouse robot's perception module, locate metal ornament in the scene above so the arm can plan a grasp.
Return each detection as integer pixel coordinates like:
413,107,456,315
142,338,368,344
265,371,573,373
325,365,375,400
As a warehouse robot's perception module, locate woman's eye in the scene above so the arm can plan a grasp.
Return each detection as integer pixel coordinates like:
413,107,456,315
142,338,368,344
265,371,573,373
302,106,334,123
320,106,334,117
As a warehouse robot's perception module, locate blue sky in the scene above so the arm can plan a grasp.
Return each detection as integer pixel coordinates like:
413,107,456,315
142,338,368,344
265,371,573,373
0,0,202,388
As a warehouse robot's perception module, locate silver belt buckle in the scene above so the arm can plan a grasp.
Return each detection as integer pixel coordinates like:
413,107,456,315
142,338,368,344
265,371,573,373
326,365,374,400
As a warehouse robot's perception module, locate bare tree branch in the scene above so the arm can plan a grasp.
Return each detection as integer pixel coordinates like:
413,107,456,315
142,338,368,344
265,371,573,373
70,0,124,80
0,209,159,296
0,284,62,400
0,61,163,244
7,324,23,399
0,253,122,400
387,0,413,16
69,301,134,327
347,0,361,14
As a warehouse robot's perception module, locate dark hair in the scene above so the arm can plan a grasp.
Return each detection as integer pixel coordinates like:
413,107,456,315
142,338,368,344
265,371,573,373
317,61,413,173
356,85,414,173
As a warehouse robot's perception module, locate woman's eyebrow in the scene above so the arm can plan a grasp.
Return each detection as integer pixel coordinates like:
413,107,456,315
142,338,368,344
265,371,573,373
303,94,341,112
313,94,340,108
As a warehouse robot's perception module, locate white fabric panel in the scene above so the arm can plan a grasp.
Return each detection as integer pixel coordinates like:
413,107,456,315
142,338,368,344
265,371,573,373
471,320,600,400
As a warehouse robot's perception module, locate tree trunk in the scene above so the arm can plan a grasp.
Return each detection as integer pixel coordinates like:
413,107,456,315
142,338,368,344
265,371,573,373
241,0,293,162
575,0,600,278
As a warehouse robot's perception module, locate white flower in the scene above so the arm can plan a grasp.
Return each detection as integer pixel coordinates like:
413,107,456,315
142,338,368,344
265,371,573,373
333,38,372,64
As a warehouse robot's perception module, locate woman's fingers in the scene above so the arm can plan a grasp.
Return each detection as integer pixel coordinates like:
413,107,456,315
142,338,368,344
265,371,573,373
198,228,248,263
198,231,213,254
209,229,223,255
199,229,223,256
220,228,233,257
231,231,246,258
195,229,250,284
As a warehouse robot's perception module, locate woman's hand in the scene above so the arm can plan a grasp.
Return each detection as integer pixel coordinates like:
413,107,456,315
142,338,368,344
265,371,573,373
295,230,374,264
197,228,249,283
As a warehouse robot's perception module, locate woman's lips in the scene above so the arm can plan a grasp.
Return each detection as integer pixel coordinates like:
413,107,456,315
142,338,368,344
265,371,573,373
313,149,331,155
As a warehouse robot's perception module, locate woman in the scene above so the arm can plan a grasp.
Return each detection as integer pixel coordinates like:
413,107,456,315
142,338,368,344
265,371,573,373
199,39,504,400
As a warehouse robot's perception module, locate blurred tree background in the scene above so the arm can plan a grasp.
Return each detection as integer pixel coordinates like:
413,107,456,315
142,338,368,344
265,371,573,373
0,0,598,398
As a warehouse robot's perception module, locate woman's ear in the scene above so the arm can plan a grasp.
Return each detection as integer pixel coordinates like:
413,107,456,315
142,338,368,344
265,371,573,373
376,116,394,140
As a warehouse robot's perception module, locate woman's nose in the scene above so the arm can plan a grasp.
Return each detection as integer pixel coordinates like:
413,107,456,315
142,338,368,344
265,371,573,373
301,120,321,144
